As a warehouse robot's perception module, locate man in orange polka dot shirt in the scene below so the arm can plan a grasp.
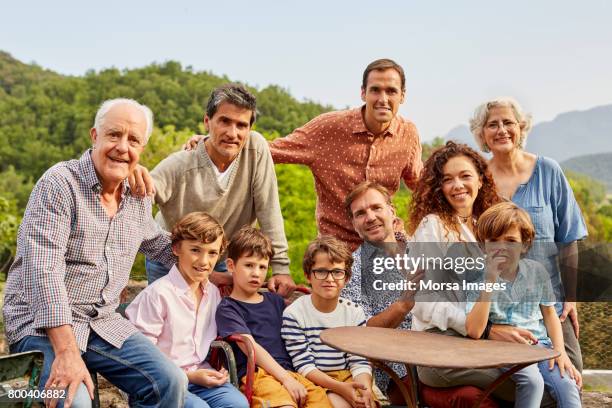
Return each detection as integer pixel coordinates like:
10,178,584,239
269,59,423,250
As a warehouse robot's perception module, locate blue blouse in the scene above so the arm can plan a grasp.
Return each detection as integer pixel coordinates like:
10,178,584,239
512,156,588,313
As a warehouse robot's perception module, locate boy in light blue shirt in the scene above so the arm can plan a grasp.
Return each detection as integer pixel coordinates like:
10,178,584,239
466,202,582,408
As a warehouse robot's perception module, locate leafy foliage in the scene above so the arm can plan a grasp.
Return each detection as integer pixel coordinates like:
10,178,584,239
0,51,610,282
0,52,332,279
0,196,20,278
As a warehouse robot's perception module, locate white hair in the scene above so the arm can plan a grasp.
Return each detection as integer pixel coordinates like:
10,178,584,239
94,98,154,144
469,97,533,153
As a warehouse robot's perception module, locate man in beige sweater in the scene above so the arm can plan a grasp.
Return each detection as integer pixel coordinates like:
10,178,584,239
144,84,295,293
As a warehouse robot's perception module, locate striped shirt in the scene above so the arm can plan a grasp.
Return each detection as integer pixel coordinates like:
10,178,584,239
2,150,175,352
281,295,371,378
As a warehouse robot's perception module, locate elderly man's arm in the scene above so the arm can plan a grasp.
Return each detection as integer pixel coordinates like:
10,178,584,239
20,178,75,330
137,197,177,269
18,176,95,406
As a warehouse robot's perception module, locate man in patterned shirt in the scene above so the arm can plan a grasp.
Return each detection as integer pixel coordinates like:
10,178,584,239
2,99,186,408
340,181,416,404
268,58,423,250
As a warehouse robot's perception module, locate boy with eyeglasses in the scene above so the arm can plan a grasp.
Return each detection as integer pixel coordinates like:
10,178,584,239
282,236,378,408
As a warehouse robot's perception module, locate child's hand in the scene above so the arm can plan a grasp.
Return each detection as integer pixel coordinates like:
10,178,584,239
188,368,229,388
550,352,582,388
281,374,307,406
485,251,505,282
338,382,374,408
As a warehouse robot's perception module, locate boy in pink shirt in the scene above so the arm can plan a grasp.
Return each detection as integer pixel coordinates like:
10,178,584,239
127,212,248,408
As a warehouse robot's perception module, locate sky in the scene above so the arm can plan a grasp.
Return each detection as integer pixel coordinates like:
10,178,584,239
2,0,611,141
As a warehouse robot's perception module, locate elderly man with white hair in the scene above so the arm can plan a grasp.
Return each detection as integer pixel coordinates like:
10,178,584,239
2,99,186,408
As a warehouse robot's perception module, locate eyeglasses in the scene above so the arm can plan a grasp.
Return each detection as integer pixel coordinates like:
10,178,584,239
485,120,518,131
311,269,347,280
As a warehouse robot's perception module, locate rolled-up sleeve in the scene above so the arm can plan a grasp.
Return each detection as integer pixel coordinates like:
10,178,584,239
552,163,588,243
401,123,423,191
268,118,319,166
20,177,74,330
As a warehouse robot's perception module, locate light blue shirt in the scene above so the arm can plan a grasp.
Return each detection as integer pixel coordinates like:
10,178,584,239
511,156,587,314
466,259,556,341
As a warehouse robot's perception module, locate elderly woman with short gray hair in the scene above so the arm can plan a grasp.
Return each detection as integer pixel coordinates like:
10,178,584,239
469,97,587,374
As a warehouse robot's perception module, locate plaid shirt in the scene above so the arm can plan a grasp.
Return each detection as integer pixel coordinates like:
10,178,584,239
466,258,556,341
2,150,175,352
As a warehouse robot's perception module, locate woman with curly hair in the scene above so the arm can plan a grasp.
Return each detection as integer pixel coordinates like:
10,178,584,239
407,141,515,405
407,140,500,243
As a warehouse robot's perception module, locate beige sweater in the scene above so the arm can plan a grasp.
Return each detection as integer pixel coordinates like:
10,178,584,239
151,131,290,275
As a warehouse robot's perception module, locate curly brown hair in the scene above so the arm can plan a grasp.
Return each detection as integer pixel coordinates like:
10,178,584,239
408,141,501,239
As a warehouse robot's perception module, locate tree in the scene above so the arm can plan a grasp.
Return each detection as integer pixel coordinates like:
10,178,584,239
0,196,20,277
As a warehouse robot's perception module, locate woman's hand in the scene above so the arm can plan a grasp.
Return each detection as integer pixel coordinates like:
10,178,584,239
550,352,582,388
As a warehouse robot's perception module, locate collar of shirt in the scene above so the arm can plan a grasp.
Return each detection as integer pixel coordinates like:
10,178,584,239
351,106,401,137
79,149,132,197
361,239,407,261
167,264,209,300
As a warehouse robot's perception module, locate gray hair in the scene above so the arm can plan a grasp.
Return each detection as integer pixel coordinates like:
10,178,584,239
206,83,257,125
94,98,154,144
469,97,533,153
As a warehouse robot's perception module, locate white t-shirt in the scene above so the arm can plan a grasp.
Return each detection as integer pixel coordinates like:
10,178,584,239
212,159,238,190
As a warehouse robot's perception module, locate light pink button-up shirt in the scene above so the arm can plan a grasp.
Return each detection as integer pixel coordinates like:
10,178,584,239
126,265,221,372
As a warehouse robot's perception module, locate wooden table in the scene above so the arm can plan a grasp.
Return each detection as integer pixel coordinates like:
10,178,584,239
320,327,559,408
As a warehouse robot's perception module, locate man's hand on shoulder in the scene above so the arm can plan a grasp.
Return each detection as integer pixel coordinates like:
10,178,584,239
210,271,234,288
128,164,156,198
267,274,297,297
183,135,205,151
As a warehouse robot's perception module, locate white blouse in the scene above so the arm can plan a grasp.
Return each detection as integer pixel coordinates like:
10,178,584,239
408,214,477,336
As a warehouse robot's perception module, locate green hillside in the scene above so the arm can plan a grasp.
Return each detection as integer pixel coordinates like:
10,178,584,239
562,153,612,192
0,52,610,283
